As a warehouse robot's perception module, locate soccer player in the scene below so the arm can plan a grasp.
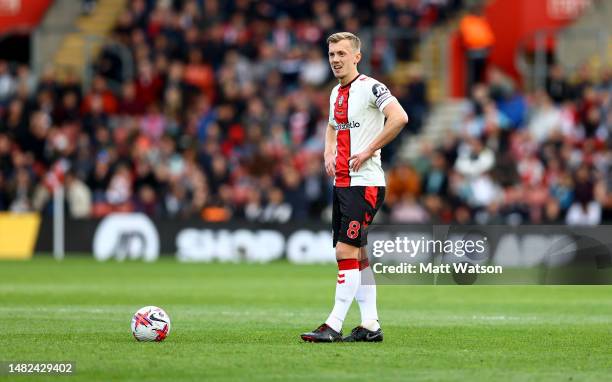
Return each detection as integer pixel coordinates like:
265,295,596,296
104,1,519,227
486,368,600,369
300,32,408,343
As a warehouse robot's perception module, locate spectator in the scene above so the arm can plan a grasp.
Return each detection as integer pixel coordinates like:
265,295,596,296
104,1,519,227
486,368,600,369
118,82,145,115
386,161,421,206
183,49,215,102
390,195,429,223
279,165,307,219
546,64,570,104
0,60,15,103
528,91,563,144
260,187,292,223
1,99,28,137
299,48,328,86
134,61,163,108
243,187,264,222
65,170,92,218
543,198,563,224
422,150,449,196
134,184,159,217
81,75,118,115
106,163,132,209
454,137,495,178
164,182,190,218
458,5,495,93
404,64,428,133
54,91,81,124
0,133,11,177
8,167,33,212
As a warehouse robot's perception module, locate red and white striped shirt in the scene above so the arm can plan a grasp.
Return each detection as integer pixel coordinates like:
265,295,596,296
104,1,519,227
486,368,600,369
329,73,396,187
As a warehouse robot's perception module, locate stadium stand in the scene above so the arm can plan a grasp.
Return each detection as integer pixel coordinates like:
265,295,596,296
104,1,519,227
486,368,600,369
0,0,610,226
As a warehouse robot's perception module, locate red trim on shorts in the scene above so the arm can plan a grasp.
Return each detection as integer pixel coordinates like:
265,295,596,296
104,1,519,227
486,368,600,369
364,186,378,208
338,259,359,270
334,85,351,187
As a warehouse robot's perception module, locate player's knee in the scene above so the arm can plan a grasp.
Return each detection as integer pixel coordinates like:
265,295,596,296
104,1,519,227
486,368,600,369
335,242,360,260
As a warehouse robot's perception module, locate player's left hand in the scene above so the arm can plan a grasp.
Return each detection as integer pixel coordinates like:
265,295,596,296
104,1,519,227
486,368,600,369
348,148,375,172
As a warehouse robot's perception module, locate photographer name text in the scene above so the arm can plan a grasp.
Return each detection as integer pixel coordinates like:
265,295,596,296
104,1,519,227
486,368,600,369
373,262,503,274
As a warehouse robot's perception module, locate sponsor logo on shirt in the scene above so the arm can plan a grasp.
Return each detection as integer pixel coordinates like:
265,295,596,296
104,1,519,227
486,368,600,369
335,121,361,130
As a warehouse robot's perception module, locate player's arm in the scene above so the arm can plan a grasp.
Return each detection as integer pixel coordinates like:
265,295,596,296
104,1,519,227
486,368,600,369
324,123,337,177
349,100,409,171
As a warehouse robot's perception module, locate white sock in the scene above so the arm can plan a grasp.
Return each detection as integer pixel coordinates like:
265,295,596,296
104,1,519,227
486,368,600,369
325,259,360,333
356,259,380,331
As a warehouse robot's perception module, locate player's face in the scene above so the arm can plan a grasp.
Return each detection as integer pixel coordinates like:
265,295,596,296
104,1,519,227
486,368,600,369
328,40,361,80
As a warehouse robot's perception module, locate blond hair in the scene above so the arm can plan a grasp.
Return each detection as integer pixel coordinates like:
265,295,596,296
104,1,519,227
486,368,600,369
326,32,361,52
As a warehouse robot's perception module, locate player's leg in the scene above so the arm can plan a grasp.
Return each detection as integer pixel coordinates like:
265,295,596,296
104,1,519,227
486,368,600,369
301,188,362,343
300,238,362,342
343,246,383,342
343,186,385,342
356,246,380,330
324,241,361,332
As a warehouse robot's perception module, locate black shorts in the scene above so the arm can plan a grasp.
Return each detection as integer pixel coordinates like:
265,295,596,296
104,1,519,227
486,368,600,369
332,186,385,248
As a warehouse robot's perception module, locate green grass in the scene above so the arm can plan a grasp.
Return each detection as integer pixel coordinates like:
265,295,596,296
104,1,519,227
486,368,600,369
1,258,611,382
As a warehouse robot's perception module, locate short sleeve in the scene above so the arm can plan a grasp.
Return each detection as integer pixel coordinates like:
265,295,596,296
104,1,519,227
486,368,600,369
369,81,397,112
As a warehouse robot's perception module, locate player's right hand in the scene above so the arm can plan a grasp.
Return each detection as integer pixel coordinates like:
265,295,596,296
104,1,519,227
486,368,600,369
324,153,335,177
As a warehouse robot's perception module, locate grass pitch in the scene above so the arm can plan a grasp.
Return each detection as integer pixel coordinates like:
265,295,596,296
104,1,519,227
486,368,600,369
1,258,611,381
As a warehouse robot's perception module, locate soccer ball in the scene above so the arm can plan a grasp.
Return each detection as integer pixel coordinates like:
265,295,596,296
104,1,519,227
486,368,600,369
131,306,171,342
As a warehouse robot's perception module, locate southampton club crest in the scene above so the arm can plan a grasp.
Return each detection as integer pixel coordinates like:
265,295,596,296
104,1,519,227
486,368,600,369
338,95,344,106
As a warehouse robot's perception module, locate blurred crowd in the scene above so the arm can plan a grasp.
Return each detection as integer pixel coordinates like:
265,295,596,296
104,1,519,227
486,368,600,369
3,0,610,226
388,65,612,225
0,0,458,222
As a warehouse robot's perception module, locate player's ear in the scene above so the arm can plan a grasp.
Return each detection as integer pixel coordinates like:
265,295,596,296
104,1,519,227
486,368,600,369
354,51,362,65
